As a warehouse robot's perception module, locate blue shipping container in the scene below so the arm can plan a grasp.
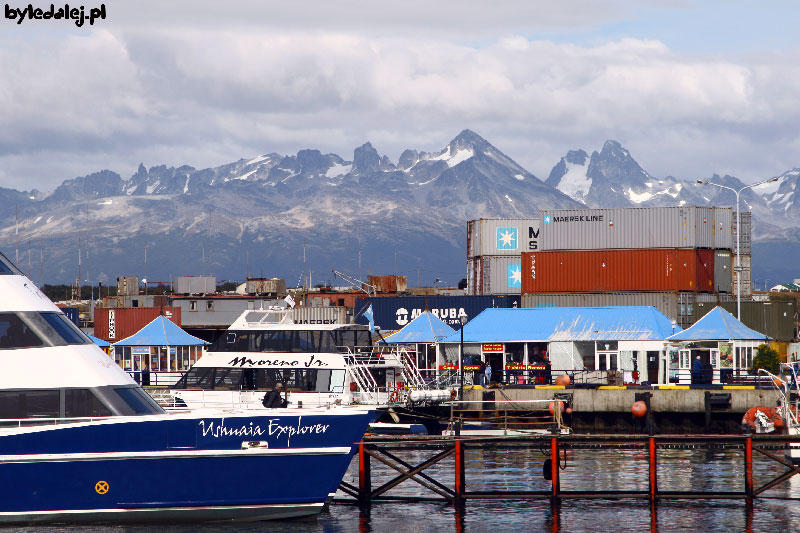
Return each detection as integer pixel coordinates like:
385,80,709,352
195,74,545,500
354,295,521,331
61,307,79,326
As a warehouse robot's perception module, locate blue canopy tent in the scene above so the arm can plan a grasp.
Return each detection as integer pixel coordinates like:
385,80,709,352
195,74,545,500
111,316,208,384
665,306,769,384
381,311,456,376
87,333,111,348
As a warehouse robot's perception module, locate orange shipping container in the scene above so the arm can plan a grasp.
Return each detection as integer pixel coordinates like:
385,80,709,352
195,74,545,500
94,307,182,342
521,249,714,294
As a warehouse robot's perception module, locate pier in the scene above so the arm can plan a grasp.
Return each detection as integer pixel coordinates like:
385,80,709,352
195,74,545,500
337,434,800,508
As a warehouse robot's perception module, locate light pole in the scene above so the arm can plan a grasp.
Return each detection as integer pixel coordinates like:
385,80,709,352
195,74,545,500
459,315,467,398
697,176,780,319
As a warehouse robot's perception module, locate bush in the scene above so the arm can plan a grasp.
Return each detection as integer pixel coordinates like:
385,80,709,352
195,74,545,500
748,344,781,375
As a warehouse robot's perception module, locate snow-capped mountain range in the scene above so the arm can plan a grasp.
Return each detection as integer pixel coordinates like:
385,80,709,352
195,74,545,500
0,131,798,287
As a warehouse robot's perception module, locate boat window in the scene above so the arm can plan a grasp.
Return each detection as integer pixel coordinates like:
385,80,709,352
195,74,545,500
0,313,45,349
174,367,215,389
0,252,22,275
0,390,60,419
330,369,346,393
64,389,112,417
214,368,243,390
113,386,165,415
38,312,92,344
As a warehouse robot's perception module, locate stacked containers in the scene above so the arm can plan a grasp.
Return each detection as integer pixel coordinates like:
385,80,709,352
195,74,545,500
466,218,539,295
732,211,752,297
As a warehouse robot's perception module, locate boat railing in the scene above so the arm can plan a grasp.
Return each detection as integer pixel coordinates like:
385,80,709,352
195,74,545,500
0,415,120,428
760,363,800,428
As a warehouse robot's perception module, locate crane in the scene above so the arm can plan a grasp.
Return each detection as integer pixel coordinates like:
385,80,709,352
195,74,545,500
331,270,377,297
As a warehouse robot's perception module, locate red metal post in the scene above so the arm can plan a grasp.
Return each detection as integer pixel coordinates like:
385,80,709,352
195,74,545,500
358,440,371,503
648,436,658,503
551,437,560,501
744,436,753,505
454,439,465,504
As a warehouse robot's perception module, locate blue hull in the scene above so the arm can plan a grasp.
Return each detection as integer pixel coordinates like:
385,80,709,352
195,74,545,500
0,409,372,523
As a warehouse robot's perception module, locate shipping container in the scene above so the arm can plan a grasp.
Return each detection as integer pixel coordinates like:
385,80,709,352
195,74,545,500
732,254,752,298
291,306,347,324
117,276,139,296
59,306,80,326
539,206,721,250
367,275,408,293
521,249,715,293
467,256,522,295
693,299,796,341
713,207,734,249
467,218,540,258
714,250,732,293
174,276,216,295
732,211,752,254
93,307,182,342
354,295,520,330
245,278,287,295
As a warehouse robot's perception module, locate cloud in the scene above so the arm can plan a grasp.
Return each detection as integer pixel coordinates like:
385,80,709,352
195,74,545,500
2,4,800,192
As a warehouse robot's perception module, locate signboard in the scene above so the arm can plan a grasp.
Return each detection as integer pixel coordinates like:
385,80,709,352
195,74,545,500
482,343,504,352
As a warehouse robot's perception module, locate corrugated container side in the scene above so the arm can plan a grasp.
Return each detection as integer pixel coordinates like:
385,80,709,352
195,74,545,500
521,292,680,323
694,300,796,341
246,278,287,294
477,255,522,295
93,307,182,342
732,254,752,297
733,211,752,254
539,206,717,250
174,276,217,295
367,275,408,293
466,258,482,295
522,249,714,293
354,295,520,330
713,207,733,249
116,276,139,296
467,218,540,257
714,250,732,293
291,306,347,324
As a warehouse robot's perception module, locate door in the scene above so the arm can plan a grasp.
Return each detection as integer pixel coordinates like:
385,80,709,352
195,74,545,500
646,351,660,384
488,353,504,384
679,349,691,384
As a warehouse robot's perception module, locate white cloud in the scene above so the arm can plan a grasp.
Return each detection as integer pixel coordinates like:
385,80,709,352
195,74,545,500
1,2,800,192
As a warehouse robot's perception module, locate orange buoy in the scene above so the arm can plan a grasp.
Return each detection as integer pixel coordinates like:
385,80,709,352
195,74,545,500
631,400,647,418
555,373,571,386
565,407,573,415
549,400,564,415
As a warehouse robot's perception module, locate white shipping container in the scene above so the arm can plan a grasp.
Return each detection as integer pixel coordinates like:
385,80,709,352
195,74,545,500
467,218,540,258
539,206,719,250
467,256,522,295
291,306,347,324
714,250,732,293
732,211,752,255
174,276,217,295
732,254,752,298
712,207,733,250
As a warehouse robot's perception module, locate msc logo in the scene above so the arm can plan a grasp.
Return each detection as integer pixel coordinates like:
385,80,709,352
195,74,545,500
507,264,521,288
496,227,518,250
396,307,410,326
543,215,552,224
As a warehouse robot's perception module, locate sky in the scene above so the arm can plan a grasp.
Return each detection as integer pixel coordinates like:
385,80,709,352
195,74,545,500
2,0,800,192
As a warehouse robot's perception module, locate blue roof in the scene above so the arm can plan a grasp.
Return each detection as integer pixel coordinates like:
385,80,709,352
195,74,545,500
112,316,208,346
382,311,456,344
87,333,111,347
667,306,769,342
440,306,679,343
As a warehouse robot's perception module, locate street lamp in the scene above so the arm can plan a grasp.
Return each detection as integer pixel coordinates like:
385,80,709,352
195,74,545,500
697,176,781,319
459,315,467,399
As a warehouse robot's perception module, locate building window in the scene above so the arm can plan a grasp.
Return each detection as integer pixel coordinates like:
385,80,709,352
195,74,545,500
206,300,214,311
190,301,197,311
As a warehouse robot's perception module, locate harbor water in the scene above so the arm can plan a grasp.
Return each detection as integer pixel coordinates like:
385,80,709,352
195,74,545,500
13,444,800,532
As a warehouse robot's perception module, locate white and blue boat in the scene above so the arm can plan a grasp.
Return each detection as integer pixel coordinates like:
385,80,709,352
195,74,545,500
0,252,373,524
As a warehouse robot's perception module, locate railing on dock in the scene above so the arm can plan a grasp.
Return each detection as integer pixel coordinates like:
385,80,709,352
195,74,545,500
339,434,800,509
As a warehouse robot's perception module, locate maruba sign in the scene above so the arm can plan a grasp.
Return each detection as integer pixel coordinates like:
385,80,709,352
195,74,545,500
395,307,468,327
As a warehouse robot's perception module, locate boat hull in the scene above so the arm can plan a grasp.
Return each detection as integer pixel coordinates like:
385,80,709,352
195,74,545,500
0,409,371,524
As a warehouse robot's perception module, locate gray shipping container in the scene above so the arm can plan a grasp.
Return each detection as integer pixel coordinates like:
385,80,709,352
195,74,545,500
693,299,796,341
292,306,347,324
732,254,752,297
714,250,732,293
174,276,217,295
732,211,752,254
467,218,540,258
521,291,716,329
712,207,733,249
539,206,721,250
467,255,522,295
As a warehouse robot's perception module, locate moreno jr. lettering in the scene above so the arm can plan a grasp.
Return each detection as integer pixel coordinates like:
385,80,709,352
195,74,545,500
4,3,106,27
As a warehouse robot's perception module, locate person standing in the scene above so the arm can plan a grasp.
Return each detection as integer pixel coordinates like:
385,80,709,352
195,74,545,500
691,356,703,385
484,362,492,386
262,383,287,408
